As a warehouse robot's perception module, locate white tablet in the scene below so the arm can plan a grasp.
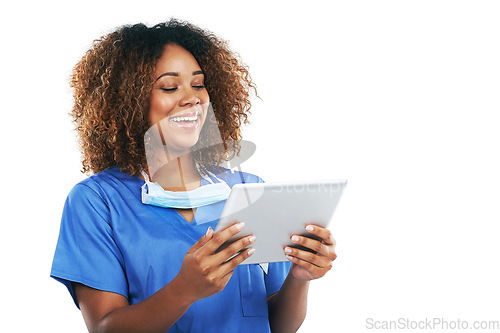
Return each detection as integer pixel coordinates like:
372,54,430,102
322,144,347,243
215,179,347,265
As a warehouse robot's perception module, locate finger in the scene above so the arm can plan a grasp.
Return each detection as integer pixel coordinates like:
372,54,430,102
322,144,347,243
199,221,245,255
212,234,256,264
218,246,256,277
289,234,330,257
189,227,214,253
216,270,234,292
220,269,234,284
286,254,331,278
284,246,332,268
205,269,235,295
304,224,335,246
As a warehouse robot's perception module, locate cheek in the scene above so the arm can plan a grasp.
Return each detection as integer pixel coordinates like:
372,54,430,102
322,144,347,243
200,90,210,105
149,93,176,125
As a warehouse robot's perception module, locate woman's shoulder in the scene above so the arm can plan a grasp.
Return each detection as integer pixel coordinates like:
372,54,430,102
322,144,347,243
68,165,139,204
72,165,120,189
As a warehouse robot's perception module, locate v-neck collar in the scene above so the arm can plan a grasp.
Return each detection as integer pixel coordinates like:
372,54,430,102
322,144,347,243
118,166,225,239
170,175,227,226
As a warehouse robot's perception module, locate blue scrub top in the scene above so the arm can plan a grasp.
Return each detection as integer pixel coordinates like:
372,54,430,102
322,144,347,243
51,165,291,333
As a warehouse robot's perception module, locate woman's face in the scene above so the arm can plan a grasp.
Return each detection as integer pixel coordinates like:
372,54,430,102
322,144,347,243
149,44,210,155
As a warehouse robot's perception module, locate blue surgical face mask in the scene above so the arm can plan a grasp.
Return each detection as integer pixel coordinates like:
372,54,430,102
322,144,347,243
141,169,231,209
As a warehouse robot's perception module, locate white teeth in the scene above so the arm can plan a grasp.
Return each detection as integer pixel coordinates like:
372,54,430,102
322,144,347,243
170,116,198,122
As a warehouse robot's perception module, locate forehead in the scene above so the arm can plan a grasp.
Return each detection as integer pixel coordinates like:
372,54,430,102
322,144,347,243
154,44,201,75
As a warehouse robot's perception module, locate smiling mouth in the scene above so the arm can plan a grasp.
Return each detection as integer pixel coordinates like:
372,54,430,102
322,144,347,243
168,110,202,129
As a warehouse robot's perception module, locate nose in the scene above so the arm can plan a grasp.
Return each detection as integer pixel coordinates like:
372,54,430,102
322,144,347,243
180,87,200,106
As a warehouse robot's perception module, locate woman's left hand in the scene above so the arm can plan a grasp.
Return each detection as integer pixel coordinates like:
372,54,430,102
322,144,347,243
284,224,337,281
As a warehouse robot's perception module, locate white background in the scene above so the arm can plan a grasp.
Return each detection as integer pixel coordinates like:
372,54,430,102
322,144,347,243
1,1,499,332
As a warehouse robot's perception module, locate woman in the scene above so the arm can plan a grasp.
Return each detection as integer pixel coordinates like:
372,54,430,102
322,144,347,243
51,19,337,333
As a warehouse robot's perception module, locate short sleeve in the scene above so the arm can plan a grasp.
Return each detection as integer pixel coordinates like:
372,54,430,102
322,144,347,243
50,183,128,308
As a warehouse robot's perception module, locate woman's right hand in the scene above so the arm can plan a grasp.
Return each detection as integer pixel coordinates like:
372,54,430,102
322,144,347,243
174,222,256,302
73,223,254,333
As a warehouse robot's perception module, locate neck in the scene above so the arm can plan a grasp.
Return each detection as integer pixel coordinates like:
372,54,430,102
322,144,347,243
150,154,201,191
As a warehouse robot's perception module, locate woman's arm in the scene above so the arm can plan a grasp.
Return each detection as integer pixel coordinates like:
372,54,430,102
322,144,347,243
75,278,193,333
75,223,256,333
267,225,337,333
267,277,310,333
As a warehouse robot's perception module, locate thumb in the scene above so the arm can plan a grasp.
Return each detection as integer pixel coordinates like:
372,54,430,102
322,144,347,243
189,226,214,253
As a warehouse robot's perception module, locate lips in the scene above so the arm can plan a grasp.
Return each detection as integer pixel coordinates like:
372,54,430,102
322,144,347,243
168,109,202,129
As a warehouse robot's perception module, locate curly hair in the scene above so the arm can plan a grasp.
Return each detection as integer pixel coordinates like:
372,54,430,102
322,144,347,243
71,19,256,176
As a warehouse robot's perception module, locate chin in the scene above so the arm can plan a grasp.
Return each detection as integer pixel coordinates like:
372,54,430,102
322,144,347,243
170,137,201,154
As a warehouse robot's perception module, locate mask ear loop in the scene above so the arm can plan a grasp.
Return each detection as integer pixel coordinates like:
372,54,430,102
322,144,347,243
194,162,215,185
204,170,228,184
141,170,151,182
140,170,151,195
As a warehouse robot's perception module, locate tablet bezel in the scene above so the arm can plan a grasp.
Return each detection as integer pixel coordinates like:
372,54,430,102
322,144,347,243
214,179,347,265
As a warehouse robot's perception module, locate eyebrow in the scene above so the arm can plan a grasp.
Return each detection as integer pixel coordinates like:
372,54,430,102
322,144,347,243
154,70,204,82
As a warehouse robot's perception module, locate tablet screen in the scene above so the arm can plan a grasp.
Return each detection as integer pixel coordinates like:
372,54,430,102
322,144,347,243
215,180,347,264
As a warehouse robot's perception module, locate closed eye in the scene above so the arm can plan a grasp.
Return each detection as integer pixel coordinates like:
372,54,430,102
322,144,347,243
160,87,177,92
